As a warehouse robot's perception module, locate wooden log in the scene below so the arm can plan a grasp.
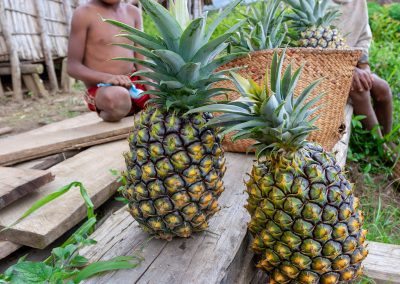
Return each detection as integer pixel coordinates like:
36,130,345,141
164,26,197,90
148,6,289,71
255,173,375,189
34,0,59,94
0,64,44,75
0,140,128,249
0,1,22,101
79,153,254,284
61,57,74,93
0,167,54,209
0,116,134,166
32,73,50,97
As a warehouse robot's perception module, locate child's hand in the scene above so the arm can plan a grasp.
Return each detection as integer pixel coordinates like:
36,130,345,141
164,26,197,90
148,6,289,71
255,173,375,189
105,75,132,89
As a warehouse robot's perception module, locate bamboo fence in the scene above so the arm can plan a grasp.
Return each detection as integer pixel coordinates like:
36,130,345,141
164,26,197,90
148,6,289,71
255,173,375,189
0,0,82,100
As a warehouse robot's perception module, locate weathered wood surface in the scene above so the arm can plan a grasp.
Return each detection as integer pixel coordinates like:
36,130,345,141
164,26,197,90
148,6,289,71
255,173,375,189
363,241,400,283
80,153,254,284
0,127,13,136
332,104,353,168
0,113,103,258
0,241,21,260
0,167,54,209
0,64,44,75
0,140,128,249
0,115,134,166
0,102,107,259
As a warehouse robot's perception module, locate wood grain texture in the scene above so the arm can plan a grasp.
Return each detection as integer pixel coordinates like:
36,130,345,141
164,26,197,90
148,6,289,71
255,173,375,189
0,140,128,248
0,113,103,258
0,167,54,209
0,115,135,166
332,104,353,169
0,127,13,136
363,241,400,283
80,153,254,284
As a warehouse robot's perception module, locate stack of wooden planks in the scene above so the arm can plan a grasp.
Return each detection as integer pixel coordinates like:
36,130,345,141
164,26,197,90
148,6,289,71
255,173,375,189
0,112,135,259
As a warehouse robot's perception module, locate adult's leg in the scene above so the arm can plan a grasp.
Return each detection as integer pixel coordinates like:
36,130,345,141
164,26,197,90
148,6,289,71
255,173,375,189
95,86,132,122
370,74,393,135
349,89,381,133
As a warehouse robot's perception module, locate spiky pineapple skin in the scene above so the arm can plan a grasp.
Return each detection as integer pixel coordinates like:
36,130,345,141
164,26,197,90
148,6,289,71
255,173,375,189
246,143,367,284
123,107,226,240
300,26,346,49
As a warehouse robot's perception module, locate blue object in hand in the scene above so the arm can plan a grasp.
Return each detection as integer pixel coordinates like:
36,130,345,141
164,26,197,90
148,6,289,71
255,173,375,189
97,83,144,99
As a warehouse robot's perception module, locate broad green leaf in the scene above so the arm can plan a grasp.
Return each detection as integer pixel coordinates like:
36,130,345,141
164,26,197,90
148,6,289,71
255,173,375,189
140,0,182,51
115,34,165,51
179,18,205,61
6,261,53,284
152,50,186,74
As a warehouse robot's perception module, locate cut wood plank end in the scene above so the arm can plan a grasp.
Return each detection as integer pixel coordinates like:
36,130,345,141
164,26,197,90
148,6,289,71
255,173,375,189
0,167,54,209
0,241,21,260
0,140,128,248
0,127,13,136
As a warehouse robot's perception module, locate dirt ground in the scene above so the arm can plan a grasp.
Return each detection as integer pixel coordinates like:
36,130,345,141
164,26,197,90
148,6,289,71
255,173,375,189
0,88,89,135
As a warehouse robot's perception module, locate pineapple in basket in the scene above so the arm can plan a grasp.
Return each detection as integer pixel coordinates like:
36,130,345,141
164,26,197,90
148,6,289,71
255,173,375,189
189,50,367,283
105,0,245,240
284,0,346,49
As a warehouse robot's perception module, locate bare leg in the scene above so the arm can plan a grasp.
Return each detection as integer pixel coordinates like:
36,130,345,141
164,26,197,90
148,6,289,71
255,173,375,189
370,74,393,135
349,89,382,134
95,86,132,122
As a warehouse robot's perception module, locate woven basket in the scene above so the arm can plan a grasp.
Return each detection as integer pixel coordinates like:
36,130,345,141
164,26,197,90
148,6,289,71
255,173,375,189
215,48,361,152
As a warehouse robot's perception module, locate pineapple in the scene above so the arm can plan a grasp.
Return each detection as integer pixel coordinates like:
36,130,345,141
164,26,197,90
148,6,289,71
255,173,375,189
284,0,346,49
189,50,368,283
105,0,245,240
230,0,287,52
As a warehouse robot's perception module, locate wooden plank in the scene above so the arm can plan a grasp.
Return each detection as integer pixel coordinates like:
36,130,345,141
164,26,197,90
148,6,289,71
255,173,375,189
0,241,21,260
0,167,54,209
79,153,254,284
0,116,134,166
0,140,128,249
332,104,353,168
0,127,13,136
363,241,400,283
15,151,81,171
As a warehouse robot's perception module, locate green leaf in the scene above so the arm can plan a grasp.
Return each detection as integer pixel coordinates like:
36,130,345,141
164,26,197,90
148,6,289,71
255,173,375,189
179,18,205,61
191,33,233,64
103,18,163,45
111,57,159,71
6,261,53,284
205,0,243,41
116,34,165,51
1,182,84,232
70,255,89,268
73,257,142,283
152,50,186,74
139,0,182,51
177,63,201,84
200,53,246,76
186,104,251,115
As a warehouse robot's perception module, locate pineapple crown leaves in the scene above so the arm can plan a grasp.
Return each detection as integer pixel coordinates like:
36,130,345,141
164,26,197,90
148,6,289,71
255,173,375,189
230,0,287,52
187,50,324,158
284,0,341,29
104,0,246,113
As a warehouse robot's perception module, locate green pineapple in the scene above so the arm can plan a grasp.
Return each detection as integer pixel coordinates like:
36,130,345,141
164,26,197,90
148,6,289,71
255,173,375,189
285,0,346,49
189,51,368,283
231,0,286,52
106,0,245,240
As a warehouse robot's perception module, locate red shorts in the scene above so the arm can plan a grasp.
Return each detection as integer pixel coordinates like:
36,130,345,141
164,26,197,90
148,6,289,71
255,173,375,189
84,76,150,116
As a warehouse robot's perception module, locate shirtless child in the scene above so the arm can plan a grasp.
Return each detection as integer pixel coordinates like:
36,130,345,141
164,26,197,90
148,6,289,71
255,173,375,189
68,0,149,122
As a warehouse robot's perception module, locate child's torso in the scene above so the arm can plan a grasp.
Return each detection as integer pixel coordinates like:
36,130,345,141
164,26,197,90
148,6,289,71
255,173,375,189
84,4,137,76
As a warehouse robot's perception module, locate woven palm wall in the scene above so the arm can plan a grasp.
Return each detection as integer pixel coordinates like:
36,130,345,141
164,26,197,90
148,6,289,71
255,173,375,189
0,0,81,63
